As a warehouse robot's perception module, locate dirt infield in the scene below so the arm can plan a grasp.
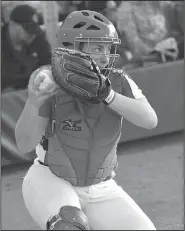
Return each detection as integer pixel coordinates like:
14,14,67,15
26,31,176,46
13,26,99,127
2,132,184,230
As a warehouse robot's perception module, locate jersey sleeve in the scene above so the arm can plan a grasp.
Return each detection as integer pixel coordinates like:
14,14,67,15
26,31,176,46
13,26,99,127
121,72,145,99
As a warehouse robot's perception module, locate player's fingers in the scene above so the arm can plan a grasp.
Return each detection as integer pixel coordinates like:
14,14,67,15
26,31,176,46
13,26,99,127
29,68,42,85
33,74,46,87
29,66,51,87
45,81,57,92
36,86,58,98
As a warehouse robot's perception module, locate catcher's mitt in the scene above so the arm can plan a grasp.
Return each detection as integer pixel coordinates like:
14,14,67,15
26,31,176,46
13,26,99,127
51,47,113,104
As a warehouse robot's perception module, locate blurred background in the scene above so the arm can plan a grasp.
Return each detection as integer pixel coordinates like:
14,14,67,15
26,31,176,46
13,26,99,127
1,0,184,164
1,1,184,230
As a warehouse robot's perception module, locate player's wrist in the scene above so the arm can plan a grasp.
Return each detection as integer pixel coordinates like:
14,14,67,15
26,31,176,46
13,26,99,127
27,95,45,109
103,89,115,105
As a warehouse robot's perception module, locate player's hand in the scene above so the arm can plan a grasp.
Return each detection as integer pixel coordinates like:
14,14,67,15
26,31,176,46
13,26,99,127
28,65,59,107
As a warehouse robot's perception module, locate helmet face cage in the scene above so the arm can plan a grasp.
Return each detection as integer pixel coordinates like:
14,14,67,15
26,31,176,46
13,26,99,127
57,11,121,76
74,37,121,77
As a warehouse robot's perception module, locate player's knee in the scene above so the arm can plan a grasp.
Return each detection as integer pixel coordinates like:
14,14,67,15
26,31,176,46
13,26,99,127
146,221,156,230
47,206,90,230
140,216,156,230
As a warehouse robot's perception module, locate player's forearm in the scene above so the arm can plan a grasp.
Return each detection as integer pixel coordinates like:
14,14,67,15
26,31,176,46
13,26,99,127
108,92,158,129
15,98,48,153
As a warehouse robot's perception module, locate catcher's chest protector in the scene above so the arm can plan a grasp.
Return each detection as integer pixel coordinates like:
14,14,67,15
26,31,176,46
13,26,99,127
45,70,124,186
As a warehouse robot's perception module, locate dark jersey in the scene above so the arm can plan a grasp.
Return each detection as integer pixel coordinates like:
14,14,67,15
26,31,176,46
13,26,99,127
1,24,52,90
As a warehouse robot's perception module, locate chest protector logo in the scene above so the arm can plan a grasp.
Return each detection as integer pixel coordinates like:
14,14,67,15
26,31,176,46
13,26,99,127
62,119,82,131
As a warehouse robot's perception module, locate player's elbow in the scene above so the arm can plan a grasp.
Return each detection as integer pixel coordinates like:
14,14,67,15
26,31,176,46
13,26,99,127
145,117,158,129
15,134,35,154
15,129,38,154
144,110,158,129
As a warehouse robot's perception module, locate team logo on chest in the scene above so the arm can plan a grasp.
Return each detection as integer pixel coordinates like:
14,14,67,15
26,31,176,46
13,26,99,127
62,119,82,131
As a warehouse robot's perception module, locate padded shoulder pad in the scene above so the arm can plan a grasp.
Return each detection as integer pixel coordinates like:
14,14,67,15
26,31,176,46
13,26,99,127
108,68,124,93
109,68,124,79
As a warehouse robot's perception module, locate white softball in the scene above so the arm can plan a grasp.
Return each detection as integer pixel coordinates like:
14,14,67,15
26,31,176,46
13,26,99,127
35,70,57,93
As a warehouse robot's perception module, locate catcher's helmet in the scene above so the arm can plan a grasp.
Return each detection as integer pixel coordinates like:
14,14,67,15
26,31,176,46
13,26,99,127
56,10,121,76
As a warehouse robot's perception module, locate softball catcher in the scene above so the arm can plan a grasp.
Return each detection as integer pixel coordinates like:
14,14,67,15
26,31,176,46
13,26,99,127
16,10,158,230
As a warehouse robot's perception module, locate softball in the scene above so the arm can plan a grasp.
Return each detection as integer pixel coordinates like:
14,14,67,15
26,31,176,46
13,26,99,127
36,70,57,93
